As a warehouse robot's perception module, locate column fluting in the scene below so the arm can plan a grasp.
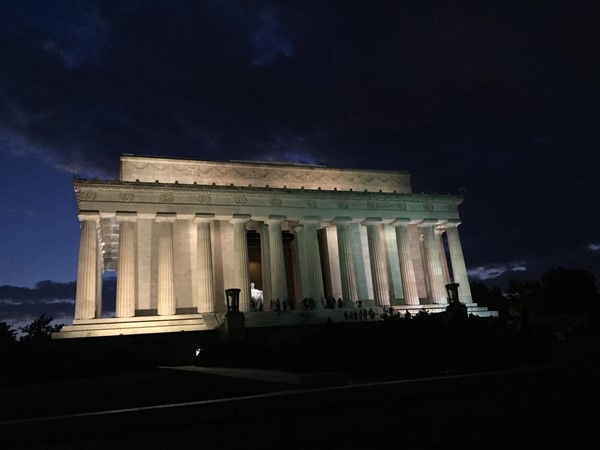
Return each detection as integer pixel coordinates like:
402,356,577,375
195,213,215,313
363,218,390,306
444,220,473,303
259,224,272,311
231,215,251,312
392,219,420,306
74,212,100,320
156,213,176,316
116,212,137,318
333,217,358,305
267,216,287,304
301,216,325,306
419,220,448,304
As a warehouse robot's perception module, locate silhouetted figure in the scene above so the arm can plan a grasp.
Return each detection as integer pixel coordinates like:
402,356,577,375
337,298,343,308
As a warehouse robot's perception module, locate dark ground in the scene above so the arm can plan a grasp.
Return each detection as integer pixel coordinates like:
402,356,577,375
1,313,599,449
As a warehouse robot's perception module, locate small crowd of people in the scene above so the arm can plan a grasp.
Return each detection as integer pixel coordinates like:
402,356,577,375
269,298,295,314
344,307,377,321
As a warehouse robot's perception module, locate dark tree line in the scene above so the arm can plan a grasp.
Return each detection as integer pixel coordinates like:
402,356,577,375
472,267,600,318
0,314,63,350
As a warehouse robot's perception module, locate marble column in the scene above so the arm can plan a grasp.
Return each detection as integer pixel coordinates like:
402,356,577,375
75,211,100,320
444,220,473,303
195,213,215,313
332,217,358,305
419,219,448,304
436,227,451,284
392,219,420,306
259,224,272,311
363,218,390,306
301,216,325,306
116,212,137,318
231,214,251,312
156,213,176,316
267,215,287,303
95,235,103,319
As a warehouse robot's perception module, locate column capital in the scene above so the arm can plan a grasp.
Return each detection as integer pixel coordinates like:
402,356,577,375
116,211,137,222
300,216,321,225
194,213,215,224
230,214,251,224
362,217,383,226
391,217,418,227
155,212,176,223
417,218,440,227
443,219,462,228
332,216,353,226
266,215,286,225
78,210,100,222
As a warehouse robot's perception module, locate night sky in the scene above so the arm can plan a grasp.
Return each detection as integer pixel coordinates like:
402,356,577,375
1,1,599,328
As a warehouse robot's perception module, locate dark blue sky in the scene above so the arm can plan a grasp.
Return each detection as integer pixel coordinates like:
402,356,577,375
1,0,599,327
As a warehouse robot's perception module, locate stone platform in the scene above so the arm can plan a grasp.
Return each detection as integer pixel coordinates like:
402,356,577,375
53,303,496,339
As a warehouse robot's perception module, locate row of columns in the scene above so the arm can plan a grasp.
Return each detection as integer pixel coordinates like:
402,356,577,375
74,211,471,320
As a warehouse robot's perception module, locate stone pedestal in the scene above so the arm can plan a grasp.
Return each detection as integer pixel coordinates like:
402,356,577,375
222,312,246,342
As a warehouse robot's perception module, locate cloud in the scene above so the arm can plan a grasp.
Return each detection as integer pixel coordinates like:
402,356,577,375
468,261,527,281
0,278,116,330
251,11,295,66
588,244,600,251
0,1,599,292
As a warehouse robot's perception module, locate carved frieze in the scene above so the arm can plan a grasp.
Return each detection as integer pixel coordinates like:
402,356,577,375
80,191,96,201
234,196,247,205
120,156,413,193
159,193,174,203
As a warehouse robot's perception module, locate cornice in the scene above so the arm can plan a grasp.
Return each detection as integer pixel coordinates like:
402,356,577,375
73,178,464,221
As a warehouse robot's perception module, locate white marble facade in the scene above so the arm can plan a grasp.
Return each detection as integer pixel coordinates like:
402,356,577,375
60,155,475,337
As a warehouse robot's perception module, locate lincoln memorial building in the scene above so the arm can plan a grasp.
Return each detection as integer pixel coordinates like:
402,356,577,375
55,154,494,339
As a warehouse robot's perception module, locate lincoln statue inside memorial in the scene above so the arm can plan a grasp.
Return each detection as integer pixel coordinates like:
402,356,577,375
54,154,495,339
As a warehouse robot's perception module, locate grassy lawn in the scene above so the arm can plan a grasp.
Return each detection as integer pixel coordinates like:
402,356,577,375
0,367,297,421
